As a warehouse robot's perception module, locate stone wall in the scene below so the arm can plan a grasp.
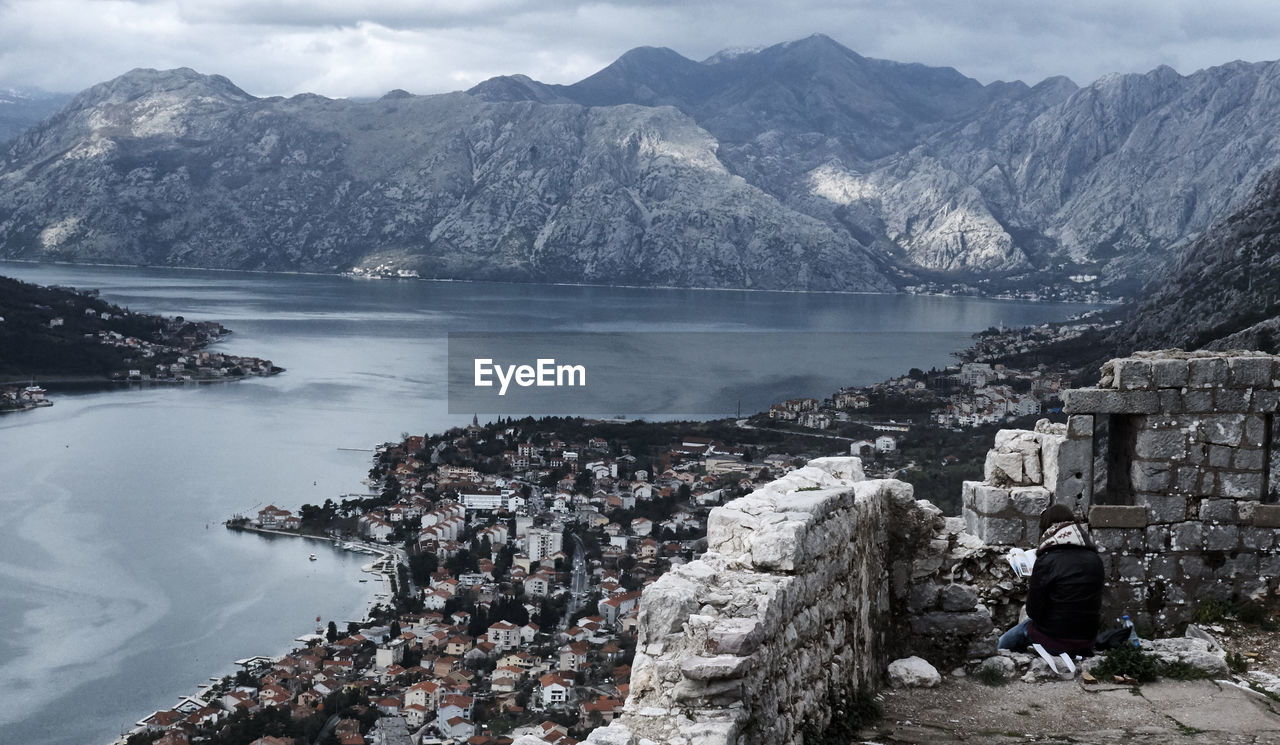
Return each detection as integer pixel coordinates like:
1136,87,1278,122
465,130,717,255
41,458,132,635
518,457,1000,745
963,350,1280,631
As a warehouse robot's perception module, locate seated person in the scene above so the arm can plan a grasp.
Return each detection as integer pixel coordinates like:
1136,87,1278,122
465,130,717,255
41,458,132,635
998,504,1104,656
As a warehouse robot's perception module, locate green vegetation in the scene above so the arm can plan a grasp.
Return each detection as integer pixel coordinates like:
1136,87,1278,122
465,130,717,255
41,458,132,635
1226,650,1248,674
1091,644,1161,683
972,665,1009,686
1092,643,1219,684
0,273,229,380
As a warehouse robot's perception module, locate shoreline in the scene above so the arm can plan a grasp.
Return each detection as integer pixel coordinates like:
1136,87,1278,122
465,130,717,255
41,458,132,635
0,258,1115,306
107,526,400,745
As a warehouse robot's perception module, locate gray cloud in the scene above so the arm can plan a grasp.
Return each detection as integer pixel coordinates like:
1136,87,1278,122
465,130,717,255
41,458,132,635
0,0,1278,98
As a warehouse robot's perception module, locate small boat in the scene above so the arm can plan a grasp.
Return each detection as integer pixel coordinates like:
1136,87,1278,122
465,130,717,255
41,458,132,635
308,554,317,561
358,579,368,583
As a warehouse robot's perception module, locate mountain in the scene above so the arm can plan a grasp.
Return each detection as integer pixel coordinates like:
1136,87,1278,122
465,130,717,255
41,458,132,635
0,67,890,290
1116,165,1280,352
6,38,1280,294
475,38,1280,290
0,85,71,144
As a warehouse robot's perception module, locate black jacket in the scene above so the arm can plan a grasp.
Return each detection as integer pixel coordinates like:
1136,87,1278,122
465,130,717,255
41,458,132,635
1027,536,1104,645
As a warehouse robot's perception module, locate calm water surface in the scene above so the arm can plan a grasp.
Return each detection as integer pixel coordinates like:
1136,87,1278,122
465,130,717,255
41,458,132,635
0,263,1095,745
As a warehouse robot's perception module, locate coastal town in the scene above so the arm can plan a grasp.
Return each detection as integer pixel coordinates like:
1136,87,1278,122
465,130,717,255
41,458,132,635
123,416,819,745
110,314,1117,745
0,275,281,411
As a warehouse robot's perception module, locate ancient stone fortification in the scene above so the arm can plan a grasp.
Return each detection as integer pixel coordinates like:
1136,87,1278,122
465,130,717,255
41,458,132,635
518,458,1010,745
516,352,1280,745
964,351,1280,630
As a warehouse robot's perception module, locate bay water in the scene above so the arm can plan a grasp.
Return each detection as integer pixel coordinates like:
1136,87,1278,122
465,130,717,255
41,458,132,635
0,263,1094,744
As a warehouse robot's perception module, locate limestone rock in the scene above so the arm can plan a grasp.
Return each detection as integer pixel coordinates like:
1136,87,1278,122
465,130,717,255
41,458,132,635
978,655,1018,680
1145,637,1230,678
888,656,942,688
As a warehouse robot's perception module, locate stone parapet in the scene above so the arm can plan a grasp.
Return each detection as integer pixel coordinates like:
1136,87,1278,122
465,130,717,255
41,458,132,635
543,457,972,745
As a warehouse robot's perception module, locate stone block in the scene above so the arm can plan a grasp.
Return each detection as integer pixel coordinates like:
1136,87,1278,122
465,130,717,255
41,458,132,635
940,584,979,612
1208,444,1233,468
1228,356,1275,387
1158,389,1184,414
1174,467,1201,494
1256,390,1280,412
1152,358,1190,388
1198,499,1238,522
1115,554,1144,582
1201,415,1245,446
1205,524,1240,551
1092,528,1127,552
994,429,1041,454
907,584,939,614
1260,555,1280,577
1130,460,1171,492
1052,444,1091,507
1144,494,1187,523
1067,414,1094,439
1245,415,1268,447
749,519,808,571
1214,389,1250,412
1245,503,1280,527
1149,554,1178,579
1188,357,1229,388
1242,527,1277,552
1116,359,1152,390
1145,525,1170,551
1183,390,1214,413
1061,389,1160,414
1171,521,1203,551
1234,448,1265,470
1180,555,1206,580
971,516,1025,546
707,618,764,656
887,656,941,688
1220,471,1264,499
1022,451,1043,484
984,451,1024,486
1040,435,1064,494
1135,428,1187,460
1010,486,1050,516
1089,505,1148,528
680,654,756,681
973,484,1011,514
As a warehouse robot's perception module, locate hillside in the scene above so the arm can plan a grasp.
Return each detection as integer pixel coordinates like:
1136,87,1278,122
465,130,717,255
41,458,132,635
0,273,245,382
1117,166,1280,352
5,38,1280,294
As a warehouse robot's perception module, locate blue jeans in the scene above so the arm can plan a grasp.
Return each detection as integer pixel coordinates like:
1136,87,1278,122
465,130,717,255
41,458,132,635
998,618,1032,652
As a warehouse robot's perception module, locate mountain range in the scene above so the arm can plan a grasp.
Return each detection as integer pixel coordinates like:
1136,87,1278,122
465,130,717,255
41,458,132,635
3,35,1280,299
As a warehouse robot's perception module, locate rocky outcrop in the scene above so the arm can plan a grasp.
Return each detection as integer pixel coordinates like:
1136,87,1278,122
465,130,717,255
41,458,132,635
1119,166,1280,351
0,85,69,144
476,36,1280,290
0,68,890,291
9,37,1280,291
508,458,1007,745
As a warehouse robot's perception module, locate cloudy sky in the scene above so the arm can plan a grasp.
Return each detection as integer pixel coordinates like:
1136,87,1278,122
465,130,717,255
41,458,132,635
2,0,1278,97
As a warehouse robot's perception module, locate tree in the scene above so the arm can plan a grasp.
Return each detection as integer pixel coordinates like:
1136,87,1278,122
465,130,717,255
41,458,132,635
326,620,338,643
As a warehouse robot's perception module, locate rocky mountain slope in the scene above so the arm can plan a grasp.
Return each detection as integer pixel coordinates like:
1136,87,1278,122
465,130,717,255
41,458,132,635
476,36,1280,291
5,36,1280,293
1117,164,1280,351
0,86,70,144
0,68,889,290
